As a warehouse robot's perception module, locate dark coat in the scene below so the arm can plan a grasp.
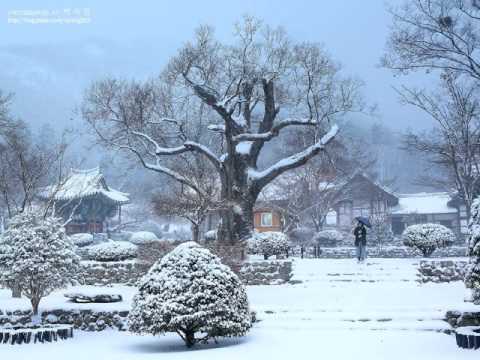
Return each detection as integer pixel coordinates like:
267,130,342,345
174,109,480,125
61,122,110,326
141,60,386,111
353,224,367,246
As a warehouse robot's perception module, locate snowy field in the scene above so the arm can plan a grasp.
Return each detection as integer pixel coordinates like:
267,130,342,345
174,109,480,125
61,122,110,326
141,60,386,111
1,258,479,359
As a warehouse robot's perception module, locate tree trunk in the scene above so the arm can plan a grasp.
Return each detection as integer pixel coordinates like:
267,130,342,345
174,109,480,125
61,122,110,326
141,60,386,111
191,223,200,243
31,297,41,316
184,330,196,348
11,280,21,298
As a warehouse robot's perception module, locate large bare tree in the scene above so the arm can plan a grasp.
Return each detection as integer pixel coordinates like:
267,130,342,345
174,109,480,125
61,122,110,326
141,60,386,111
383,0,480,80
400,73,480,218
82,17,364,247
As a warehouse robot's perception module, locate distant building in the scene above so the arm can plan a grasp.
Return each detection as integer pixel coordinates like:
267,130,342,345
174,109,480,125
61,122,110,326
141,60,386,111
202,172,467,240
390,192,460,236
331,173,465,238
253,200,286,233
333,173,399,229
39,168,129,234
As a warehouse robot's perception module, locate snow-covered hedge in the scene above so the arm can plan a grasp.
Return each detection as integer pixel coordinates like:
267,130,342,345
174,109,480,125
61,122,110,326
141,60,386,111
69,233,94,247
247,231,289,259
84,241,138,262
402,223,455,257
129,231,160,245
466,199,480,304
313,229,344,247
128,242,251,347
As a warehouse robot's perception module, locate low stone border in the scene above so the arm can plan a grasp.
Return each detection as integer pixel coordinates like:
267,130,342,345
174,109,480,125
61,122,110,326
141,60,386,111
0,324,73,345
417,260,468,283
64,293,123,303
295,246,467,259
455,326,480,349
0,309,129,332
240,260,293,285
446,310,480,327
79,261,145,286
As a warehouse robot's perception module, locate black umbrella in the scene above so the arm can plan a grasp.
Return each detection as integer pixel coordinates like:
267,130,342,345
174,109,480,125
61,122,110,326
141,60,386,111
355,216,372,228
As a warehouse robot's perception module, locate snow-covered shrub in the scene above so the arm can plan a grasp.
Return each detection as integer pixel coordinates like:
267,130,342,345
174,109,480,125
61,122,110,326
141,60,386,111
247,231,289,260
465,199,480,304
69,233,94,247
204,229,217,242
129,231,160,245
402,223,455,257
85,241,138,262
0,213,80,315
313,229,343,247
128,242,251,347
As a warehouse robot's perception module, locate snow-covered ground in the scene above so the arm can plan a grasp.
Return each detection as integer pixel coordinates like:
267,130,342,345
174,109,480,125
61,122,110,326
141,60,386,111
1,258,479,359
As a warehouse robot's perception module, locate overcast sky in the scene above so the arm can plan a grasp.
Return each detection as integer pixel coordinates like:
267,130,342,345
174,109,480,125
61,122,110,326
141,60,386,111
0,0,435,141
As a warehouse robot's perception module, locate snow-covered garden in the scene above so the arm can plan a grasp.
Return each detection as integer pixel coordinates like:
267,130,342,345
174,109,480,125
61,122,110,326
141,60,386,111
0,258,479,359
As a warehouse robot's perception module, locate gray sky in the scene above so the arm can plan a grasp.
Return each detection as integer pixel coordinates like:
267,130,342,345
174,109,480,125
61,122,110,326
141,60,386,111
0,0,434,140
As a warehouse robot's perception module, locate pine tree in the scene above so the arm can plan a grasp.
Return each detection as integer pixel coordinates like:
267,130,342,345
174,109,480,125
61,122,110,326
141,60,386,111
465,199,480,304
0,213,80,315
128,242,251,347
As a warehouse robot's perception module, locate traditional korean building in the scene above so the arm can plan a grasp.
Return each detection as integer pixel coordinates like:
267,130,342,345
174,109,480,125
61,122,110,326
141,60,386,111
39,168,129,234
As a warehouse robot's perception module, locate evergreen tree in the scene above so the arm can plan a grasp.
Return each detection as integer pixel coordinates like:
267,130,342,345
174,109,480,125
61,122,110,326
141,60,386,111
465,199,480,304
0,213,80,315
128,242,251,347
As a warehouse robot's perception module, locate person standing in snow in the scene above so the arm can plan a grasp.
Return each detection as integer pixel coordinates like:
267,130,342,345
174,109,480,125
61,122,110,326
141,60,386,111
353,221,367,262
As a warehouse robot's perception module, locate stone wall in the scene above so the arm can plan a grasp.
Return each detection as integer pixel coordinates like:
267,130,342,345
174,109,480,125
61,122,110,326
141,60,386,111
446,310,480,328
240,260,293,285
79,261,147,286
80,258,292,286
0,309,128,331
417,260,468,283
299,246,467,259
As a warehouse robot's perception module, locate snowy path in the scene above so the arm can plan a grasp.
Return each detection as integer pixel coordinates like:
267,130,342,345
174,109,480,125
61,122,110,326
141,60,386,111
1,258,479,359
250,258,465,332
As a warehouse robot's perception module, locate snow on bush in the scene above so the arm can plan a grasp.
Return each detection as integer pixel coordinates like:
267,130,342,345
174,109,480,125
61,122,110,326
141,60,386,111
465,199,480,304
129,231,160,245
0,213,80,315
313,229,343,247
85,241,138,262
69,233,94,247
204,229,217,242
402,223,455,257
247,231,289,259
128,242,251,347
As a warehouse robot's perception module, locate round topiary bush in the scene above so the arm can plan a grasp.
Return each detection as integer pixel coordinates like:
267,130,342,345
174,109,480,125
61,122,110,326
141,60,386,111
402,223,455,257
69,233,94,247
84,241,138,262
247,231,289,260
313,229,344,247
129,231,160,245
128,242,251,347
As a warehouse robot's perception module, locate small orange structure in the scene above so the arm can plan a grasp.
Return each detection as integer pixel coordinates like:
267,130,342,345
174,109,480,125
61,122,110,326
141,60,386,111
253,201,285,233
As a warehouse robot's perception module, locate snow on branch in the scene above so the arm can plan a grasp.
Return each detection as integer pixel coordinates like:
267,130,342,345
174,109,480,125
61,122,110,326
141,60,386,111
250,124,339,187
233,118,317,142
131,131,221,171
120,144,208,198
207,124,226,133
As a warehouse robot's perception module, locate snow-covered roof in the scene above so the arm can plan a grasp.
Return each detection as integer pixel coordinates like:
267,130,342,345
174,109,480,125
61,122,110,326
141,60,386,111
391,192,456,215
39,167,129,205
